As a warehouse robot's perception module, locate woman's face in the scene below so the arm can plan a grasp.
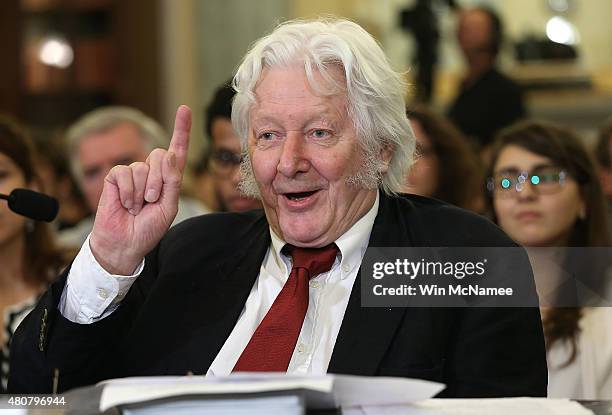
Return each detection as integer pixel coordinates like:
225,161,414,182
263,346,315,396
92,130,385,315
404,120,439,197
0,153,29,247
492,145,585,247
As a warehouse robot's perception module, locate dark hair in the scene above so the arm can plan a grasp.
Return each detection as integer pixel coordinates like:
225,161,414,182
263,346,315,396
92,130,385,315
31,128,71,178
467,6,503,57
487,119,608,246
594,117,612,169
204,80,235,141
407,106,484,210
31,128,89,203
486,119,609,365
0,116,69,285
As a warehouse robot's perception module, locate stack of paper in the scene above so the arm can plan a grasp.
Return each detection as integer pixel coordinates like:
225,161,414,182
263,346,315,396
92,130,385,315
122,394,303,415
98,373,444,413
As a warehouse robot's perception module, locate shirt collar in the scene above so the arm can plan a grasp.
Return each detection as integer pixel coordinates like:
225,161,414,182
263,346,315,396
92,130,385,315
269,192,380,280
335,191,379,279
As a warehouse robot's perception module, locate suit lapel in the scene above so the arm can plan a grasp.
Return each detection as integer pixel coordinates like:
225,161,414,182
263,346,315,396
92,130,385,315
328,193,414,375
192,216,272,372
133,212,272,375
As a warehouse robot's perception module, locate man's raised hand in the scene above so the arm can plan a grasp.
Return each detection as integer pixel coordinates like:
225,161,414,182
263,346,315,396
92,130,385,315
89,106,192,275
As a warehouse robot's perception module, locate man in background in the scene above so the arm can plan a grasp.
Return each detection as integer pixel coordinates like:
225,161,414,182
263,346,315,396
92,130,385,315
193,82,262,212
448,6,525,154
58,106,209,248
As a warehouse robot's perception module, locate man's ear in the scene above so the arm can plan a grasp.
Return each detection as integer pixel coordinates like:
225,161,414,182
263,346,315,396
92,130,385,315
379,144,395,174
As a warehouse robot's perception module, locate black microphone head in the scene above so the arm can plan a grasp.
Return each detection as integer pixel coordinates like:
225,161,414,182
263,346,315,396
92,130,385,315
8,188,59,222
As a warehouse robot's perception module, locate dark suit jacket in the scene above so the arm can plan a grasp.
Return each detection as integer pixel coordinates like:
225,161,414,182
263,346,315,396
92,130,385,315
448,67,525,148
9,193,547,397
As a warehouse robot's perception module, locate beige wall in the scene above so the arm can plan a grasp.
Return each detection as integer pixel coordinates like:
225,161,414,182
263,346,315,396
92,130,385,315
159,0,201,157
499,0,612,71
157,0,612,147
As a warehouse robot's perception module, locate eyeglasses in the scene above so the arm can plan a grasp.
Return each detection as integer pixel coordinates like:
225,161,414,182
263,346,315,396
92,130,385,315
210,149,242,174
487,165,568,198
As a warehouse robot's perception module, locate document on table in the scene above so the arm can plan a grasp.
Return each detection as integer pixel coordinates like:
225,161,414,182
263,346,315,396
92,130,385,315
343,398,594,415
98,373,444,412
122,394,304,415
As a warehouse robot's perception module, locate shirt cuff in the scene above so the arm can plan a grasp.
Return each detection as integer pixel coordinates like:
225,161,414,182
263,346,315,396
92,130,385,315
59,234,145,324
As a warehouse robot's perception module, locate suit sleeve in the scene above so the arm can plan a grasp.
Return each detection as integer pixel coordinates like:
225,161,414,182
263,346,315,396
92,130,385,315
436,211,547,397
408,201,548,397
439,305,547,397
8,244,161,393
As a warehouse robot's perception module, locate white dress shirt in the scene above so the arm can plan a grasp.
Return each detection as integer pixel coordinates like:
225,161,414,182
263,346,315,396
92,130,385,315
59,193,379,375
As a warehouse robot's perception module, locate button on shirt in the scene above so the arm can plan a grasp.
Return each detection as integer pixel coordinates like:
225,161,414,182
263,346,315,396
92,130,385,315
59,240,144,324
59,193,379,375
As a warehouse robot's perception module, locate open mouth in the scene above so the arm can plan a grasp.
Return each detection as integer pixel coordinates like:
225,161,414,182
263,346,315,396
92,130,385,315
284,190,317,201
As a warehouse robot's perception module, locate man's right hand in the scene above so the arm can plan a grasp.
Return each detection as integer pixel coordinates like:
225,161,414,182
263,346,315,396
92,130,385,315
89,105,192,275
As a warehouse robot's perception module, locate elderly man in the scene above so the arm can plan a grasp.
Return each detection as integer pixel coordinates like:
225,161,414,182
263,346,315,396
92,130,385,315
58,106,209,247
10,19,546,397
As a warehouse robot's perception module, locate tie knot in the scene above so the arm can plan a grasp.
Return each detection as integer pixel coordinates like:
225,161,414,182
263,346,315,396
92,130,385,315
284,243,339,279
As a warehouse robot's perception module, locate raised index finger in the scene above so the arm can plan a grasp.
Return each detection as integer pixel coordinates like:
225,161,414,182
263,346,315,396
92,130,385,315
168,105,192,174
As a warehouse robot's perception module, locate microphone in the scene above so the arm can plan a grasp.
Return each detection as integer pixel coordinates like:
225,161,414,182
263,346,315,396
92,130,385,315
0,188,59,222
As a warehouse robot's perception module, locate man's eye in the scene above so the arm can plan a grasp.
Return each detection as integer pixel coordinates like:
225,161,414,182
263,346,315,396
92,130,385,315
311,129,331,139
260,132,276,140
83,168,100,179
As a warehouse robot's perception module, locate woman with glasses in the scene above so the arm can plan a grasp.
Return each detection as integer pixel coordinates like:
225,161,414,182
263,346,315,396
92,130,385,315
486,119,612,399
0,116,72,392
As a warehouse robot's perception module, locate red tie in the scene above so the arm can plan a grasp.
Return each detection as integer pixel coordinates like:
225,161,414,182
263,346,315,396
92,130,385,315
233,243,339,372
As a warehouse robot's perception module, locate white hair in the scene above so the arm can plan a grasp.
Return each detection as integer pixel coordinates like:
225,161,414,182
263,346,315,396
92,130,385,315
66,106,168,184
231,18,415,196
